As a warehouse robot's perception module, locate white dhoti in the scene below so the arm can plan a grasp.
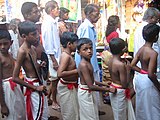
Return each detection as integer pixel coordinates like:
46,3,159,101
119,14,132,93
24,77,48,120
109,83,135,120
133,73,160,120
78,84,99,120
57,79,79,120
0,77,26,120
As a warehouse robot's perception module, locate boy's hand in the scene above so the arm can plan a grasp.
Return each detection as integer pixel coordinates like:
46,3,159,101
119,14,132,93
109,87,117,93
103,81,112,87
1,104,9,118
52,61,58,70
35,85,47,92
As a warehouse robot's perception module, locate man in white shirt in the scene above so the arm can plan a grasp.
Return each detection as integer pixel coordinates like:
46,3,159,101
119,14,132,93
41,0,61,110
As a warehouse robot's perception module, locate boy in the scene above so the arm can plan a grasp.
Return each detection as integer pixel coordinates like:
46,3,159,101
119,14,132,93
108,38,135,120
131,23,160,120
57,32,79,120
12,21,48,120
0,29,25,120
77,38,116,120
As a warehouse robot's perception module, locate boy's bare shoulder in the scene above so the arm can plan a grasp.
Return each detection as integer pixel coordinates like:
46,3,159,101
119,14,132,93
18,46,27,56
60,52,71,61
79,61,87,67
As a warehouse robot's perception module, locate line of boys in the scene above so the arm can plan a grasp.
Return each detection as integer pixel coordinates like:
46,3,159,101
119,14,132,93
0,2,160,120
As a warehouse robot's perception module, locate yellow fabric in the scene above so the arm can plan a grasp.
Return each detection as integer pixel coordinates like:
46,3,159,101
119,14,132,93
101,50,112,82
128,31,134,52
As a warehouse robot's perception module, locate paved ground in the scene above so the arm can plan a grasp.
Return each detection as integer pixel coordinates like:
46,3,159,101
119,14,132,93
48,94,136,120
48,94,114,120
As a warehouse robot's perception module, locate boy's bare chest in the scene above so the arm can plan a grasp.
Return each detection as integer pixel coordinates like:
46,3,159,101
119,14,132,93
1,56,14,69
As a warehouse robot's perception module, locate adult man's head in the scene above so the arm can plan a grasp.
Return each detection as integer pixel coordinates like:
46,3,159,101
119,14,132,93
142,7,160,24
45,0,59,19
84,4,100,23
21,2,41,23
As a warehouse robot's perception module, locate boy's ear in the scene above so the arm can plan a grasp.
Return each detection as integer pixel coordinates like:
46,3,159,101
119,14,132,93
67,42,72,47
21,34,26,39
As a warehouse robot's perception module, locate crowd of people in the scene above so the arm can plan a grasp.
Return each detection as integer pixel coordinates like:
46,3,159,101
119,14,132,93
0,0,160,120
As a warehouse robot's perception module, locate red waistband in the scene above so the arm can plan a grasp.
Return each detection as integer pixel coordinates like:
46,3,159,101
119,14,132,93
140,69,148,74
110,83,131,99
60,79,78,90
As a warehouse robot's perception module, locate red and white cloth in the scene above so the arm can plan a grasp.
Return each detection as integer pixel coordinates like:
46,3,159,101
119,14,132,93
78,84,99,120
0,77,26,120
24,77,48,120
57,79,79,120
109,82,135,120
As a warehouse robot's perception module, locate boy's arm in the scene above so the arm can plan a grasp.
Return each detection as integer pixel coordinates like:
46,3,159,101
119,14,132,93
131,52,141,72
80,64,115,93
12,50,45,92
57,54,77,79
95,81,111,87
148,53,160,92
50,54,58,71
119,63,128,89
0,61,9,117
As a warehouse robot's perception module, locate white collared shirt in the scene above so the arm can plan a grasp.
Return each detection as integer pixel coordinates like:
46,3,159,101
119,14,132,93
41,15,61,61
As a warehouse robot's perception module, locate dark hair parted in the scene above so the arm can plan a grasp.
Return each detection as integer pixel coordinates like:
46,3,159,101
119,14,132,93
18,21,37,37
60,32,78,48
106,15,120,37
109,38,125,55
84,4,99,16
0,29,11,40
21,2,37,18
59,7,70,18
45,0,58,14
142,23,160,42
77,38,93,51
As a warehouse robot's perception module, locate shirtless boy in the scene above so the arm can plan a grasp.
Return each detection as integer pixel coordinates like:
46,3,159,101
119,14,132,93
57,32,79,120
108,38,135,120
12,21,48,120
77,38,116,120
131,23,160,120
0,29,25,120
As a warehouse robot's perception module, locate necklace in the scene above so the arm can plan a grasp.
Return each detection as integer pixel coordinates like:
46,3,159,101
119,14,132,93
64,50,71,55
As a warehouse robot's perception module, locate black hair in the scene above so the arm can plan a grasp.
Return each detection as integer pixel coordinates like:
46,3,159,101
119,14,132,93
0,29,11,40
60,32,78,48
77,38,93,51
142,23,160,42
59,7,70,18
106,15,120,37
45,1,58,14
84,4,99,16
21,2,37,19
18,21,37,37
109,38,125,55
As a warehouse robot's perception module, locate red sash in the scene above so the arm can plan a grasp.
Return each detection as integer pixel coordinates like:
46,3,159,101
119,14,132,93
60,79,78,90
110,83,131,99
24,78,44,120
